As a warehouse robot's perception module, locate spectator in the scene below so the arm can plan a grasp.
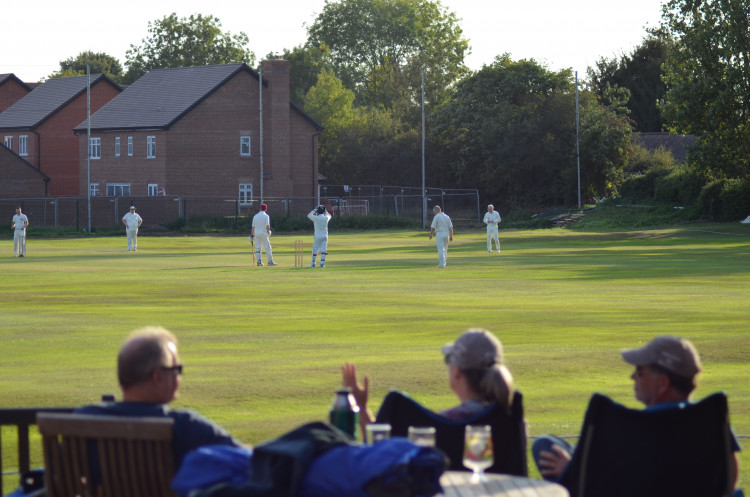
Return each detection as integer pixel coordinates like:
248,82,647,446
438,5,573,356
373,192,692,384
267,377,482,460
77,326,243,468
343,328,515,436
533,335,741,491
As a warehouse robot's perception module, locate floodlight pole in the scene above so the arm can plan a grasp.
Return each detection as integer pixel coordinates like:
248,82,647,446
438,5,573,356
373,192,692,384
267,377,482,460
421,67,426,229
575,71,581,210
259,63,264,204
86,65,92,233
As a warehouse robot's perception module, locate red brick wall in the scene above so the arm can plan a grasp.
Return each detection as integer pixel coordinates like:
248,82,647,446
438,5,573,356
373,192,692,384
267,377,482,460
0,77,30,113
0,146,48,197
84,63,319,200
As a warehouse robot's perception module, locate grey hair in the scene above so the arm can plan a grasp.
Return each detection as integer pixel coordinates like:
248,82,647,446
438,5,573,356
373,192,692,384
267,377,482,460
117,327,177,389
461,363,515,410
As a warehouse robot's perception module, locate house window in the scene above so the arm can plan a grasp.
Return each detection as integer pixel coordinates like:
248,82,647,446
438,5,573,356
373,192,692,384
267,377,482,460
106,183,130,196
146,136,156,158
114,137,120,157
239,183,253,205
148,184,158,196
89,137,101,159
127,136,133,156
90,183,99,197
19,135,28,156
240,136,251,156
4,136,12,150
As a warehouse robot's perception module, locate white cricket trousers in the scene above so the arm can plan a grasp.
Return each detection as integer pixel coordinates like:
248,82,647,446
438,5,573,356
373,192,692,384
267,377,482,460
487,227,500,251
435,232,450,267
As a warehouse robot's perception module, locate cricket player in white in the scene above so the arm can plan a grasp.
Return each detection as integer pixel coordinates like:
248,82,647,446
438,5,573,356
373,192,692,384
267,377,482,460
11,206,29,257
483,204,501,253
251,203,276,266
429,205,453,268
307,205,331,268
121,206,143,251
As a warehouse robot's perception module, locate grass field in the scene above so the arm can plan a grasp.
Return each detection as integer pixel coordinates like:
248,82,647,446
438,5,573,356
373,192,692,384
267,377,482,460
1,225,749,492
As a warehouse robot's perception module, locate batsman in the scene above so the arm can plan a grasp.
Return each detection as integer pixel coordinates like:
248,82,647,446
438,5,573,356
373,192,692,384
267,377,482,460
251,204,277,266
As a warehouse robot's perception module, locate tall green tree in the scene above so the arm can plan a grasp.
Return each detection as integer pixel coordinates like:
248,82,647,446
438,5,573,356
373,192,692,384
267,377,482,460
123,13,254,84
660,0,750,178
49,51,124,83
279,45,334,107
430,56,632,208
306,0,469,114
587,33,672,132
304,69,419,185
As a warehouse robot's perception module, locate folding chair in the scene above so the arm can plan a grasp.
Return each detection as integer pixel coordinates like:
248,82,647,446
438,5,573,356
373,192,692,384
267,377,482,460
37,412,178,497
375,390,527,476
559,392,734,497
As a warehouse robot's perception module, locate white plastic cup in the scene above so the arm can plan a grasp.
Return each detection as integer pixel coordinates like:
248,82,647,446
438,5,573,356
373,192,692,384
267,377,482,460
407,426,436,447
366,423,392,444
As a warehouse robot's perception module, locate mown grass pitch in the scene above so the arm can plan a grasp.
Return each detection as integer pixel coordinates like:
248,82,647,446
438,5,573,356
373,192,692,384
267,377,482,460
1,225,749,490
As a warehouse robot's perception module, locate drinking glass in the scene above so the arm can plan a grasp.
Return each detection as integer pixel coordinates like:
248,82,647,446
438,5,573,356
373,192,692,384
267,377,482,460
463,425,493,483
366,423,392,444
407,426,436,447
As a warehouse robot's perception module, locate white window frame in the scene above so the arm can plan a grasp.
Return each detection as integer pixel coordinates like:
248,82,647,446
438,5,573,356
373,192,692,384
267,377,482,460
114,137,121,157
89,137,101,159
4,136,12,150
106,183,130,197
148,184,158,196
146,136,156,158
19,135,28,156
127,136,133,156
239,183,253,205
240,136,251,156
90,183,99,197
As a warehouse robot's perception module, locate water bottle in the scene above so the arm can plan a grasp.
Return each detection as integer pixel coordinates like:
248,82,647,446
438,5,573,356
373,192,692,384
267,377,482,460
329,388,360,440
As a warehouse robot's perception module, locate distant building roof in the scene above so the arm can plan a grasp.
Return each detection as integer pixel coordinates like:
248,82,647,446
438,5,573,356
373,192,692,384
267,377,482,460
0,74,114,130
75,64,254,132
0,73,32,92
633,132,696,163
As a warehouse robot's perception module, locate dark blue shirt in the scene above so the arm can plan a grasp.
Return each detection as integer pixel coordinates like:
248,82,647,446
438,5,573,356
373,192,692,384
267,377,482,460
76,402,243,469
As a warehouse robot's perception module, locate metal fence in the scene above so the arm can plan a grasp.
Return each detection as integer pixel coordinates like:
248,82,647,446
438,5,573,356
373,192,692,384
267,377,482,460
1,186,479,230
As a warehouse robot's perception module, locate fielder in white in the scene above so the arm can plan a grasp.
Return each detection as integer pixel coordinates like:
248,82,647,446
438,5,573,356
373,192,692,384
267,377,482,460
121,206,143,251
11,206,29,257
307,205,331,268
483,204,501,253
429,205,453,268
251,203,277,266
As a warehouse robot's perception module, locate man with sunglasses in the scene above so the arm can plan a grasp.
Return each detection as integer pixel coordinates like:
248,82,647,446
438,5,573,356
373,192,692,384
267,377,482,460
76,326,242,468
532,335,741,491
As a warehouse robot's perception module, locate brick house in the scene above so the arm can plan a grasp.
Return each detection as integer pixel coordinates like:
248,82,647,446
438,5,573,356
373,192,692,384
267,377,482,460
74,60,322,203
0,144,50,197
0,74,122,196
0,73,32,113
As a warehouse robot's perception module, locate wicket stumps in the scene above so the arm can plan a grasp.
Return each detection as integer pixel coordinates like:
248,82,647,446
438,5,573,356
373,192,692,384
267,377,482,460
294,240,304,267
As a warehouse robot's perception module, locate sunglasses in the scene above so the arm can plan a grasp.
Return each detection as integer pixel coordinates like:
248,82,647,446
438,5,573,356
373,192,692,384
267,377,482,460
160,363,183,375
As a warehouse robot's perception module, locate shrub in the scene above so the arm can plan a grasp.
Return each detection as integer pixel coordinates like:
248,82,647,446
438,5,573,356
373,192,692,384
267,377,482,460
719,178,750,221
653,163,706,205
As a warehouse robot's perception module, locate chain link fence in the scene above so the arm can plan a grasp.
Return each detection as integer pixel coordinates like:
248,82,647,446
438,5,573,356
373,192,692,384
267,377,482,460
1,186,479,230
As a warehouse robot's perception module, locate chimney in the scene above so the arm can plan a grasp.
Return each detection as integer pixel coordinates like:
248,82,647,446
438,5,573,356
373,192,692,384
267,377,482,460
261,58,291,196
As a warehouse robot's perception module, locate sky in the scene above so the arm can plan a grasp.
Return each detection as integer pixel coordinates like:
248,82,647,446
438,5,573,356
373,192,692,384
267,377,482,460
1,0,665,83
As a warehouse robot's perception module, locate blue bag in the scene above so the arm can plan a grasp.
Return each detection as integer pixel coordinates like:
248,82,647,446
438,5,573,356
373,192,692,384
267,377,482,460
299,437,447,497
171,445,252,497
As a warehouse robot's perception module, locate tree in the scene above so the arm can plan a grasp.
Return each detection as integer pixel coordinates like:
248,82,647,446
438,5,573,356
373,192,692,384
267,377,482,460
587,33,672,132
429,55,632,208
306,0,469,113
304,69,420,185
659,0,750,178
49,51,124,83
123,13,254,84
279,45,334,107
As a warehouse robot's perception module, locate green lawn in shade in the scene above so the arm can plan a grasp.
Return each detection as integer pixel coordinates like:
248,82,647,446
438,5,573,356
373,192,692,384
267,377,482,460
1,225,749,492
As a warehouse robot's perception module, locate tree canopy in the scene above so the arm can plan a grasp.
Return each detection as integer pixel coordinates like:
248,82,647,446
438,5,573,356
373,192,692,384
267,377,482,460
306,0,469,113
49,51,124,83
429,56,632,207
123,13,254,84
659,0,750,178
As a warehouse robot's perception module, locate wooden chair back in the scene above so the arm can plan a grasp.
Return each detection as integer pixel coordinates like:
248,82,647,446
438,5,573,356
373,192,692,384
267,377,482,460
37,412,178,497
